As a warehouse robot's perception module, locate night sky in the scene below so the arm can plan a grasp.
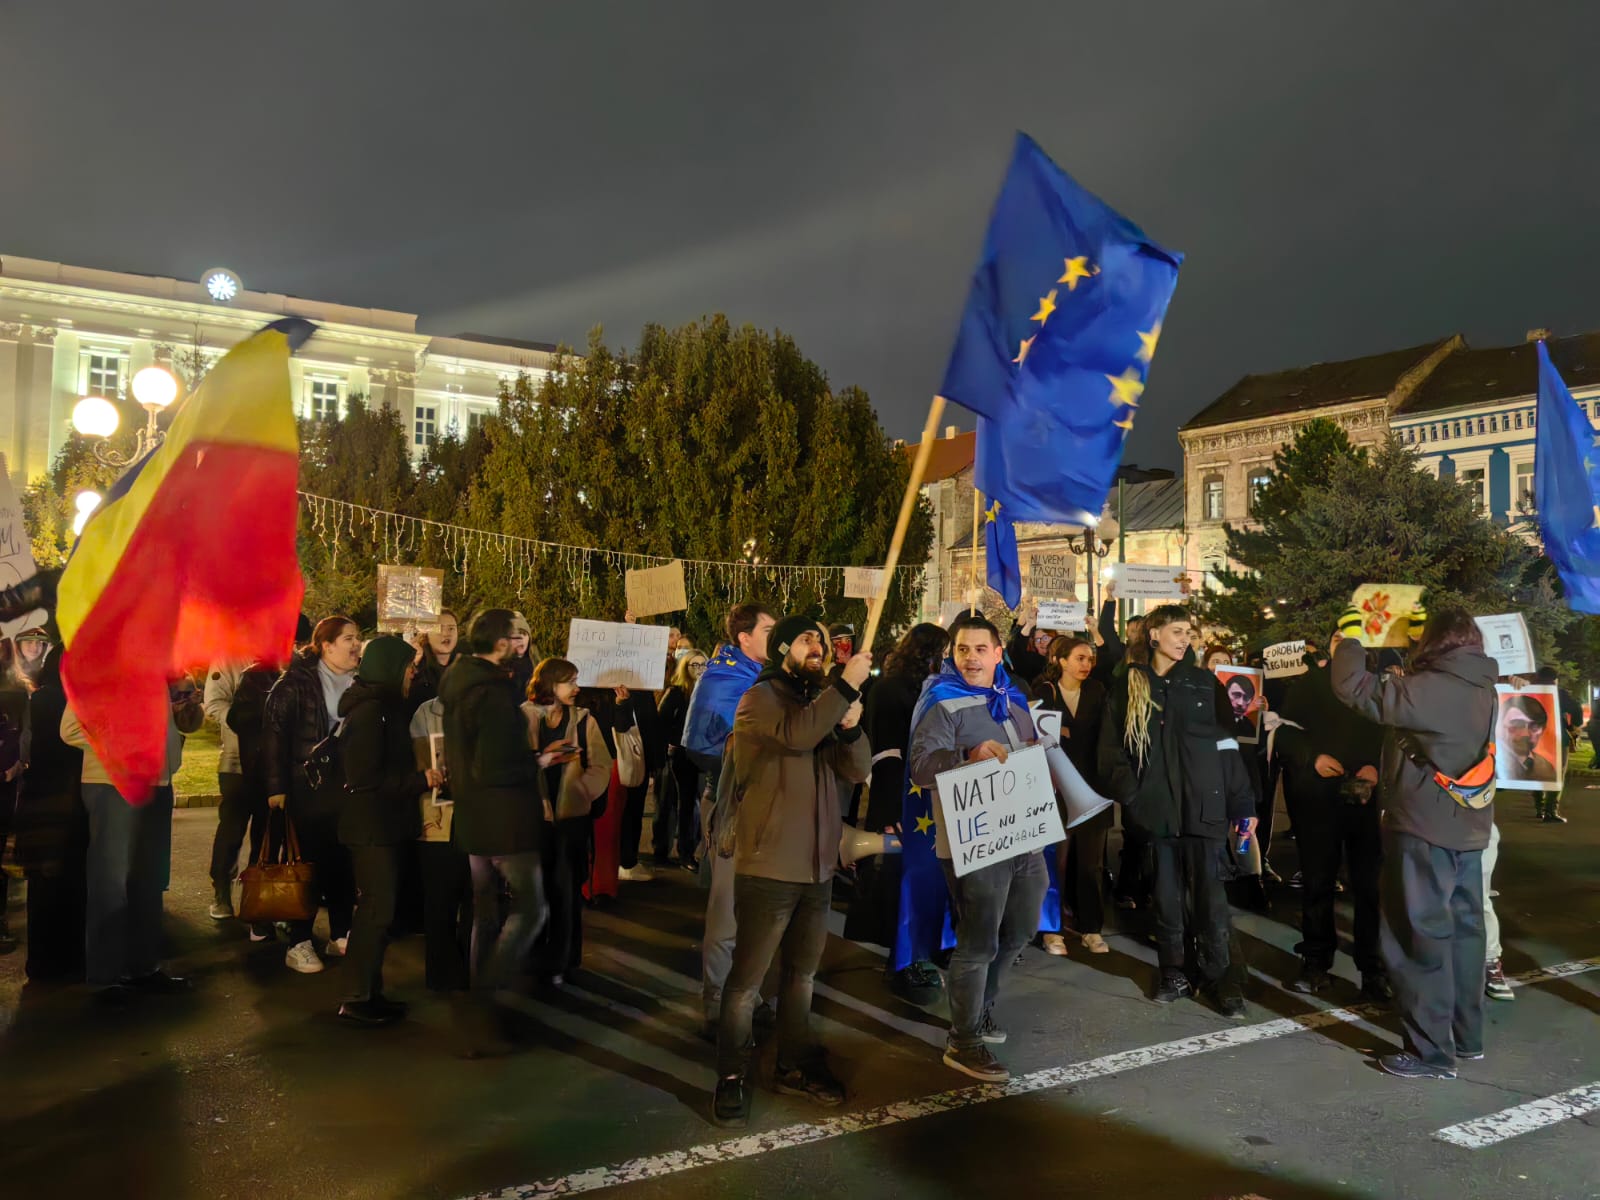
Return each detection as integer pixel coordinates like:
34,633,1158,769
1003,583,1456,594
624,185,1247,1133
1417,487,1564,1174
5,1,1600,468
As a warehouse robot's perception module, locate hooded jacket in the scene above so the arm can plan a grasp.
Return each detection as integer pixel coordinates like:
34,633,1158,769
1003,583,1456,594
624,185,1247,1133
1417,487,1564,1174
682,642,762,767
720,665,870,884
440,654,544,855
1330,638,1498,851
337,678,427,846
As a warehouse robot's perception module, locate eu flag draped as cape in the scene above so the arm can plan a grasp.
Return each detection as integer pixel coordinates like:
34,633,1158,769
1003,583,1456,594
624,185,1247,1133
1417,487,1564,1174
1535,340,1600,612
56,318,311,803
939,133,1183,606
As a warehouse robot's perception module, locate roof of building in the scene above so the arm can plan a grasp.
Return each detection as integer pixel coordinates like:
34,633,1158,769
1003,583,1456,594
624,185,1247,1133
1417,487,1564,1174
446,331,563,355
1396,331,1600,416
905,430,976,484
1181,338,1455,431
949,475,1184,549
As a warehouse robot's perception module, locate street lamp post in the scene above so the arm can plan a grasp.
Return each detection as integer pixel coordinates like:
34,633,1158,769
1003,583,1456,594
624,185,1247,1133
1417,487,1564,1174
1067,514,1119,631
71,365,180,468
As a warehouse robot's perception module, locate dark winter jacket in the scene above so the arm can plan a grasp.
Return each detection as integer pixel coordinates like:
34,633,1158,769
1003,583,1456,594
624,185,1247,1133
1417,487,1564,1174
261,654,333,800
1090,599,1125,687
337,680,426,846
225,664,280,783
1098,662,1256,839
441,654,544,855
1035,675,1107,782
1330,638,1499,851
862,671,925,830
1278,659,1382,786
1006,624,1049,688
13,652,85,877
409,649,461,714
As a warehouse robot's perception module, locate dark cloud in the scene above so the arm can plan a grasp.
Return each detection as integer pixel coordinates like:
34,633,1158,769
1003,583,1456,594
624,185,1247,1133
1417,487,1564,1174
5,1,1600,467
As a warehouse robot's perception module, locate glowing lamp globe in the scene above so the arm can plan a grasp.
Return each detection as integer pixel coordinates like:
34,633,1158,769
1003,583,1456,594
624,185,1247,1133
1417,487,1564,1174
72,396,120,439
72,490,103,537
132,365,179,411
1098,514,1121,542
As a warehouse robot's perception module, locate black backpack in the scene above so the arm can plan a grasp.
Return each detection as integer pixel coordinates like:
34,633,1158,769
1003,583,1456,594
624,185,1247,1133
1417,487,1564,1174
302,720,351,798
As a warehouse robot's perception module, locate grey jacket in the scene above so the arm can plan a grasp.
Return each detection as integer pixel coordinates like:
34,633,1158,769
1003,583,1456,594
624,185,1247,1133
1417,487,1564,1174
908,687,1038,860
1331,638,1498,851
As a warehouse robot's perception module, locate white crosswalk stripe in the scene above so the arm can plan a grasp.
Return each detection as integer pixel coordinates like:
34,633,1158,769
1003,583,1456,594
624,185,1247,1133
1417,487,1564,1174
1434,1080,1600,1149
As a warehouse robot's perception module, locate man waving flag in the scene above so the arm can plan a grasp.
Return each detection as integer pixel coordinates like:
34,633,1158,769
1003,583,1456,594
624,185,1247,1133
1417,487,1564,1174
939,132,1183,606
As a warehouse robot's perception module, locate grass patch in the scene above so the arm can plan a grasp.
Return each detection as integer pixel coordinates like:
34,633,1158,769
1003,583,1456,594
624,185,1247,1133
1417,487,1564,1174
173,723,222,799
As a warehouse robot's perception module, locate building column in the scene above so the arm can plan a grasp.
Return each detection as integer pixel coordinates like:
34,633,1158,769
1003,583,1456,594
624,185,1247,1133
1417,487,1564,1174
1488,448,1510,523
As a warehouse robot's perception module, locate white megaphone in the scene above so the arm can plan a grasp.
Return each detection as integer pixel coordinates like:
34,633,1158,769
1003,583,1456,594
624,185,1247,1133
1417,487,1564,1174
840,825,903,868
1028,702,1116,830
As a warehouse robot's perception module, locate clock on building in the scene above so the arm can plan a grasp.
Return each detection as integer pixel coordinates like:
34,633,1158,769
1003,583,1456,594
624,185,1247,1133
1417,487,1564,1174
201,267,242,303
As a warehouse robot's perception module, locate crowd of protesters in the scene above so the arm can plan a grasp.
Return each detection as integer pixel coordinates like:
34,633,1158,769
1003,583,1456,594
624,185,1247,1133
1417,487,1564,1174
0,581,1568,1119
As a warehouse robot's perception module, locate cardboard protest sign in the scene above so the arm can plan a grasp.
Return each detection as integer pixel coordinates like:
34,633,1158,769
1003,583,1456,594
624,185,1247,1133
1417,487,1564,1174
1476,613,1534,678
1025,552,1076,598
935,744,1064,877
1215,664,1265,744
624,560,687,617
376,564,445,634
1262,639,1308,679
566,618,670,691
843,566,886,599
1494,684,1563,791
1348,584,1425,648
0,455,48,639
1035,600,1087,630
1107,562,1189,600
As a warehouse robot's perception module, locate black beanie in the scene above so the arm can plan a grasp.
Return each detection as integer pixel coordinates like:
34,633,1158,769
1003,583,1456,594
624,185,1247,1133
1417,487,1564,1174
768,615,827,665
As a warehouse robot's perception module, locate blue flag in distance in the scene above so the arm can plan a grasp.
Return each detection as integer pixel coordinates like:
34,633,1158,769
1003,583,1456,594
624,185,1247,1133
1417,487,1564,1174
1535,340,1600,612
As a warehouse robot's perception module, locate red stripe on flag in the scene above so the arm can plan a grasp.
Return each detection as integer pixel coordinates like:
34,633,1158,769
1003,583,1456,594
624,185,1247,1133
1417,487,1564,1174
62,442,303,804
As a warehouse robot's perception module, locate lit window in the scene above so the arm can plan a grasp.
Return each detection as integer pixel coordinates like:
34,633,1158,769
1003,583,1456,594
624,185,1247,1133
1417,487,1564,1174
1461,467,1486,511
305,379,342,420
414,405,436,446
1248,470,1271,506
1202,475,1224,521
86,352,122,399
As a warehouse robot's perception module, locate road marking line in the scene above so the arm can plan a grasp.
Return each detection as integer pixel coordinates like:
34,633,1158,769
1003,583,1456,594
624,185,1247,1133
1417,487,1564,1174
462,955,1596,1198
1434,1081,1600,1149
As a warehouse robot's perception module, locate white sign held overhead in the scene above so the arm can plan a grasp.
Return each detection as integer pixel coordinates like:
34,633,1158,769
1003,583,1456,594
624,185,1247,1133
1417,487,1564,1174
1025,552,1076,598
1476,613,1535,678
1035,600,1087,630
1107,562,1189,600
1262,639,1309,679
0,455,48,639
566,618,671,692
843,566,886,599
934,744,1064,877
624,560,688,617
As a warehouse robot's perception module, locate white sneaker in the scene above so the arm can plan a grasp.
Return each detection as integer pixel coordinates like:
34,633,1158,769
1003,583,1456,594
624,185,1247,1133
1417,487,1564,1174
618,864,654,883
207,900,234,920
324,936,349,958
285,940,324,974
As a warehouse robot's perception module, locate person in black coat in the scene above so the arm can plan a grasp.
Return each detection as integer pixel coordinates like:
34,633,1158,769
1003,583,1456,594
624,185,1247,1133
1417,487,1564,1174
654,650,707,867
335,636,442,1026
1035,636,1111,954
615,681,666,881
407,609,462,714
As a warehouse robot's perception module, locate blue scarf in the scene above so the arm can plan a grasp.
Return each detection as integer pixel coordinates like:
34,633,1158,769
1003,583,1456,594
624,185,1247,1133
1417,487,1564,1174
912,656,1030,728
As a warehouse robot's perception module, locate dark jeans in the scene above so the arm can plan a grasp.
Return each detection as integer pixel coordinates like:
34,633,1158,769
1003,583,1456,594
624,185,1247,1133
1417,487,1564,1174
941,851,1047,1050
419,840,471,991
84,783,173,986
283,794,354,945
345,844,400,1002
1381,831,1486,1069
468,852,547,993
716,874,832,1077
537,818,590,977
1062,807,1112,935
651,757,700,861
1114,820,1152,905
1288,774,1382,973
209,772,267,894
619,780,649,869
26,861,87,982
1150,835,1232,982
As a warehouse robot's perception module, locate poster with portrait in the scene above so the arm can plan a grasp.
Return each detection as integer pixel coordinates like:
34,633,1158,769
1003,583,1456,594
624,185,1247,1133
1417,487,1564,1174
1214,664,1265,744
1494,684,1563,791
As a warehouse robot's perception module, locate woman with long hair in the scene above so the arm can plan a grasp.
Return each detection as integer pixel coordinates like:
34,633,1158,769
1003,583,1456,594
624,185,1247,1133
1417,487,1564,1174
408,609,462,711
1330,603,1498,1079
1036,636,1110,955
654,650,708,869
523,658,612,983
262,615,362,974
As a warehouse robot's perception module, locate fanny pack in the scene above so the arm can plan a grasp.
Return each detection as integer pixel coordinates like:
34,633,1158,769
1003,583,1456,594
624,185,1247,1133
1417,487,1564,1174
1397,731,1496,810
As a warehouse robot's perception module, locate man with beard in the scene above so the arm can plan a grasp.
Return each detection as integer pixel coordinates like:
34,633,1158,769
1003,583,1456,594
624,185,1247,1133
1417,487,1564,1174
710,616,872,1127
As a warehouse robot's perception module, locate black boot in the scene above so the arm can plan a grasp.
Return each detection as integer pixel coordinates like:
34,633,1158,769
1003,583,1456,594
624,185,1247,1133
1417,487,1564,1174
1152,968,1193,1003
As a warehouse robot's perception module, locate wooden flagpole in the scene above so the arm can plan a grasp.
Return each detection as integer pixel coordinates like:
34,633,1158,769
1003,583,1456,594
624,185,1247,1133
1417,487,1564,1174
861,396,947,654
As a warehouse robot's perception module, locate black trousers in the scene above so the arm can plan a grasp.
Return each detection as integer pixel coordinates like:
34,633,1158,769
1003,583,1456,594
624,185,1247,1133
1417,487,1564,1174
537,817,591,977
1381,831,1486,1069
1063,807,1112,935
1150,835,1232,982
1114,821,1153,906
209,772,268,893
1287,772,1382,973
25,866,87,982
651,758,701,861
282,796,354,944
345,844,400,1002
418,840,471,990
619,780,649,869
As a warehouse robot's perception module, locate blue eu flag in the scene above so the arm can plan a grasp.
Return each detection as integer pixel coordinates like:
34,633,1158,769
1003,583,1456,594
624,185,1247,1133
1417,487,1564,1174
1535,340,1600,612
940,133,1183,606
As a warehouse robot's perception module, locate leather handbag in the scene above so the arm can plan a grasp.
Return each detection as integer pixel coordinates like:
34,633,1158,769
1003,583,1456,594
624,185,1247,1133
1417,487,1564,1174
237,814,318,923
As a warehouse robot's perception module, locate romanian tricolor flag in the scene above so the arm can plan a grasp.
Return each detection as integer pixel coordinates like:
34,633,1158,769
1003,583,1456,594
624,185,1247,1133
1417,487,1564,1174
56,318,312,803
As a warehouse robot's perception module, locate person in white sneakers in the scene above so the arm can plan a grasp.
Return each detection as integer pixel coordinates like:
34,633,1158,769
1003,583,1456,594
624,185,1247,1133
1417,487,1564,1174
1482,821,1513,1001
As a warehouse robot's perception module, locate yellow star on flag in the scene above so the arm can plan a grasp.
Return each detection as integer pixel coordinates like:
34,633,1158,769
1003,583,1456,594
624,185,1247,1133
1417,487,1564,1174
1057,256,1098,291
915,814,936,836
1586,456,1595,472
1114,415,1136,432
1135,321,1163,364
1031,289,1058,324
1106,366,1146,408
1013,335,1035,365
908,783,923,797
1592,505,1600,530
984,500,1001,524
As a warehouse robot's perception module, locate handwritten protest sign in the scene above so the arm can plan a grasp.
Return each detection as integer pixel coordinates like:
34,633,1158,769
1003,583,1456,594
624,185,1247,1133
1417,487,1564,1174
934,744,1064,877
1107,562,1189,600
1348,583,1424,648
376,565,445,634
624,560,687,617
1035,600,1087,629
1476,613,1534,677
843,566,886,599
1025,552,1076,599
0,455,47,638
566,618,670,691
1263,639,1308,679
